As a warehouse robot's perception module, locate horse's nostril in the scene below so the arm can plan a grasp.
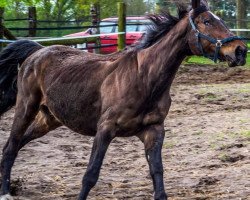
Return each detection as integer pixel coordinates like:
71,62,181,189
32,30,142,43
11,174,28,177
235,46,247,57
234,46,247,66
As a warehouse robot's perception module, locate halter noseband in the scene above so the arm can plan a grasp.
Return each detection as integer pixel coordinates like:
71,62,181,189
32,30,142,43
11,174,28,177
189,6,245,63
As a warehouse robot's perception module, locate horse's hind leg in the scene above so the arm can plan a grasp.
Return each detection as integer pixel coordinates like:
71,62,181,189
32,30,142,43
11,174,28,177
18,105,61,150
0,92,40,196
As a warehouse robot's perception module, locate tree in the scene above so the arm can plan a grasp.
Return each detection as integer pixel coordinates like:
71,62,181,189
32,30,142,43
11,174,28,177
0,0,7,7
124,0,147,15
209,0,249,36
155,0,168,11
145,0,156,13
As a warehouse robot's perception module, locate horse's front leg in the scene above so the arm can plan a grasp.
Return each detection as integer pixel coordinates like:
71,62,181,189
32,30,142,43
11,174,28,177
138,125,167,200
78,127,114,200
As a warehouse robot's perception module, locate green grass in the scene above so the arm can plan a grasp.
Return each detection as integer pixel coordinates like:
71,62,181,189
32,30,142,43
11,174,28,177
240,130,250,138
163,141,176,149
184,53,250,68
193,130,204,135
218,153,229,162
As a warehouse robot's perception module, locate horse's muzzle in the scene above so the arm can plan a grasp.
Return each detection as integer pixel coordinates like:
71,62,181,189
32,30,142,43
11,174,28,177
235,46,247,66
227,46,247,67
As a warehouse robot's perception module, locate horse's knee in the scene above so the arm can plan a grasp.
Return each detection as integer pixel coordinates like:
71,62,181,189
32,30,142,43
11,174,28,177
138,125,165,151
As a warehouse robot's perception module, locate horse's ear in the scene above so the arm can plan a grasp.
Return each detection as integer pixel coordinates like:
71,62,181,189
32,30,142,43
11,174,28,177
192,0,201,9
201,0,209,8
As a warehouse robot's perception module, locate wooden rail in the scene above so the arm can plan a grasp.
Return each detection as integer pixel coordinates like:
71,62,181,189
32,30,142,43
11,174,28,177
0,32,125,47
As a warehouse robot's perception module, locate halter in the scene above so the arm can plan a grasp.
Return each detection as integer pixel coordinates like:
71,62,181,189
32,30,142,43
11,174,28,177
189,6,246,63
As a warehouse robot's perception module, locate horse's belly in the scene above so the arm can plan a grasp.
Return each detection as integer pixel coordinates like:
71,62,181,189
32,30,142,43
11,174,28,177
52,107,99,136
45,94,101,136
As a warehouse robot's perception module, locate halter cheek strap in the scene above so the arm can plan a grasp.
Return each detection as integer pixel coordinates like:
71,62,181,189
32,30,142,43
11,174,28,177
189,7,246,63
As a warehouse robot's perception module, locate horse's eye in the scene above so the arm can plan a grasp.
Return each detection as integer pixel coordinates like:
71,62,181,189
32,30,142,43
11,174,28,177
204,20,210,26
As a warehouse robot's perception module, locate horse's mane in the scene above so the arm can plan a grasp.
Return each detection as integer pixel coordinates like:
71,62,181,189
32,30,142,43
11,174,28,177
136,4,189,50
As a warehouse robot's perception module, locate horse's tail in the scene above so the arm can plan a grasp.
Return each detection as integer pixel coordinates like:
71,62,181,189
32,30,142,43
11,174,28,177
0,40,43,117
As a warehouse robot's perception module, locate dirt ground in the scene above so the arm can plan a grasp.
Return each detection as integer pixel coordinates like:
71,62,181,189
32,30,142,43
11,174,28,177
0,64,249,200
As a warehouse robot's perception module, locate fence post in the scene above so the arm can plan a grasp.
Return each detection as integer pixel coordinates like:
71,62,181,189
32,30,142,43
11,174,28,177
28,6,37,37
90,3,100,54
236,0,247,37
117,2,126,51
0,7,4,51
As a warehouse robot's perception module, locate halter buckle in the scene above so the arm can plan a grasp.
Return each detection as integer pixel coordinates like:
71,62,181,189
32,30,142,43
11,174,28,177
194,29,200,37
216,40,222,47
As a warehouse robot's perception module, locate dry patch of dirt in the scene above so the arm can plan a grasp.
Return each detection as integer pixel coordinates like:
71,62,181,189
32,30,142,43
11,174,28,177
0,65,249,199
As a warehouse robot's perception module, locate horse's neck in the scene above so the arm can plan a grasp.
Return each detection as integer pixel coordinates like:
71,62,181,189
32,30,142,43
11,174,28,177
138,17,189,94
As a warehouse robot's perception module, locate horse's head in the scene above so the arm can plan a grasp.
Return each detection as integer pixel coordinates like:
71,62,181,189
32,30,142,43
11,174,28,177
187,0,247,67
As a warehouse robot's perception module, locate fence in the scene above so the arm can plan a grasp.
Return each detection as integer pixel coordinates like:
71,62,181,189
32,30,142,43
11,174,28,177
0,3,128,53
0,3,250,54
2,7,92,38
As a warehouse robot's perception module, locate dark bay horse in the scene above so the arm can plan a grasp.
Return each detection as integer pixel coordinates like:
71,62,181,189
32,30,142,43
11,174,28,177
0,0,247,199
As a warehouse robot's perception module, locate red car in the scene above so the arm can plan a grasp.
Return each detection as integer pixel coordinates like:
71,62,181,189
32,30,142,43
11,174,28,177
66,16,150,54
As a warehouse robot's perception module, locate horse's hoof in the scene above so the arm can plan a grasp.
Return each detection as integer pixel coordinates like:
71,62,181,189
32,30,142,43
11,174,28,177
0,194,14,200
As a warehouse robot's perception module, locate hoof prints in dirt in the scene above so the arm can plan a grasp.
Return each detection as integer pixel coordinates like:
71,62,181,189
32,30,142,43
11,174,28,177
59,145,76,152
197,176,220,187
193,176,220,195
201,164,227,170
218,143,245,150
218,154,246,163
217,143,247,163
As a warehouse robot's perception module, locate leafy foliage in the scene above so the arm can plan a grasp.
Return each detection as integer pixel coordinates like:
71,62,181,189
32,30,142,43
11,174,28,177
0,0,7,7
124,0,147,15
